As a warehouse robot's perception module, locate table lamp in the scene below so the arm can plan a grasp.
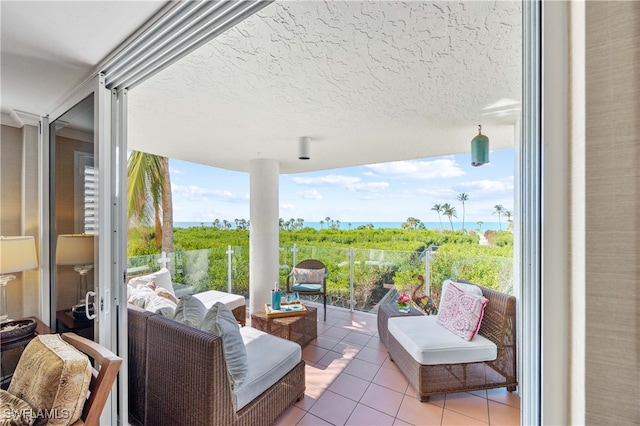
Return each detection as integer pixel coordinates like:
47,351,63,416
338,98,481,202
0,236,39,322
56,234,94,313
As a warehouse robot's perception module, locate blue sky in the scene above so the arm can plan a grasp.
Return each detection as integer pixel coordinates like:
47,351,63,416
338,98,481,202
169,149,514,225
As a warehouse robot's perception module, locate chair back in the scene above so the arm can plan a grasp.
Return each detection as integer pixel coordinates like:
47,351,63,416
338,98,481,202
294,259,327,272
287,259,327,293
61,333,122,426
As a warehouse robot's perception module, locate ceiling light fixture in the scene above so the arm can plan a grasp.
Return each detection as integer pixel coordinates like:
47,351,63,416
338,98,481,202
471,125,489,166
298,136,310,160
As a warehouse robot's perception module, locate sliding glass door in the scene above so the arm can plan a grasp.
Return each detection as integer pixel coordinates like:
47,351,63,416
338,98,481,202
44,74,123,425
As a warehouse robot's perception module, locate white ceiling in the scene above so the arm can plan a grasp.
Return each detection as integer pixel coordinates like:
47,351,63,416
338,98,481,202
2,1,521,174
0,1,167,119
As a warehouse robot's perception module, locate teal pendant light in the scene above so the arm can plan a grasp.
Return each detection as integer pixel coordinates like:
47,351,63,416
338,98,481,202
471,124,489,166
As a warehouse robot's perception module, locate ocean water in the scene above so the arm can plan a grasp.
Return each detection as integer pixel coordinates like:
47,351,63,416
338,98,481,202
174,221,507,232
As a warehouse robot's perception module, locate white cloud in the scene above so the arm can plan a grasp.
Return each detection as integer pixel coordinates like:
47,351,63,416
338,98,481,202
358,193,385,200
459,178,514,193
292,175,360,187
172,183,237,202
170,168,183,175
412,188,456,197
291,174,388,192
364,158,465,179
297,190,323,200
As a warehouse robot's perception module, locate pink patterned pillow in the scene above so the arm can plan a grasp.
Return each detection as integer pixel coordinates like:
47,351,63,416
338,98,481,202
437,282,488,341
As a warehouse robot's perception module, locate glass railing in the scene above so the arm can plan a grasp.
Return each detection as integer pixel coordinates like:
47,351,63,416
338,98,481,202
128,244,514,314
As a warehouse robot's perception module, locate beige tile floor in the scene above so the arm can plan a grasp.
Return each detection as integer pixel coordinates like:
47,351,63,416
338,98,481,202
257,303,520,426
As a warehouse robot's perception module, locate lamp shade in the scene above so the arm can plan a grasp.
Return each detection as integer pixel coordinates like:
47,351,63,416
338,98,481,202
471,127,489,167
56,234,94,266
0,236,38,274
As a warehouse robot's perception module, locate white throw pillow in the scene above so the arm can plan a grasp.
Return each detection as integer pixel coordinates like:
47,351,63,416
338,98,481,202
441,279,483,298
173,295,207,328
127,285,157,308
145,293,177,317
201,302,248,389
129,267,175,296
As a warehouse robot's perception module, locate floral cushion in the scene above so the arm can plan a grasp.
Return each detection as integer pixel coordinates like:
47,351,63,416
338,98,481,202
8,335,92,426
0,389,35,425
437,282,488,341
292,267,325,284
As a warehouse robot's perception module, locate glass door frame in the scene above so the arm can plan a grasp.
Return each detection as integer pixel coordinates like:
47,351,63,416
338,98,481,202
41,73,121,425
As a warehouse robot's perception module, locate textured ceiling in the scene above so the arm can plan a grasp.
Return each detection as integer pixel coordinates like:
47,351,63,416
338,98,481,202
128,0,521,174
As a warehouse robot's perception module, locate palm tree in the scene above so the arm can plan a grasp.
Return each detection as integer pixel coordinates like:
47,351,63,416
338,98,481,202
402,217,421,230
457,193,469,231
504,210,513,232
127,151,173,253
493,204,505,230
442,203,457,231
431,204,443,228
477,220,484,231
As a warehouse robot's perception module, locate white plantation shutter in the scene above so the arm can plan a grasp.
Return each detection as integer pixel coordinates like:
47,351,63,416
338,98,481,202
84,165,97,234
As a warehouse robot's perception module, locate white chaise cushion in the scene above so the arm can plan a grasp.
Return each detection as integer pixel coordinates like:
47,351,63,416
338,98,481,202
232,327,302,411
193,290,245,311
388,315,496,365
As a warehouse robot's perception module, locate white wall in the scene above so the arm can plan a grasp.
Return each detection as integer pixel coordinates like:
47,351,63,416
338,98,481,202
0,123,40,319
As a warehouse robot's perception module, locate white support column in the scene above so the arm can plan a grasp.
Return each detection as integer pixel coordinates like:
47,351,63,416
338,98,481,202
249,159,280,314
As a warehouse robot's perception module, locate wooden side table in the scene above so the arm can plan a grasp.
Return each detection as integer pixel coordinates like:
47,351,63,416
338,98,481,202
251,306,317,348
377,304,424,347
1,317,53,389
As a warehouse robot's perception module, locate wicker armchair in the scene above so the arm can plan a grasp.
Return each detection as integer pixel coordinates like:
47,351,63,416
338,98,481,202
286,259,328,321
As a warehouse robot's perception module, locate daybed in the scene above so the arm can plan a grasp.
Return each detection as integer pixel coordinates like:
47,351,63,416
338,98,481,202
380,282,517,401
128,304,305,426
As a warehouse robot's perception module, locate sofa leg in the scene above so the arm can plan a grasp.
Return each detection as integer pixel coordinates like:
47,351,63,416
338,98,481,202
419,395,431,402
507,385,517,392
296,392,305,402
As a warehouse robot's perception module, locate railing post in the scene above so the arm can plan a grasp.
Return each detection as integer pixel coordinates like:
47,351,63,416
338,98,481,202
292,243,298,267
425,250,430,297
348,248,355,312
425,245,439,297
226,245,234,293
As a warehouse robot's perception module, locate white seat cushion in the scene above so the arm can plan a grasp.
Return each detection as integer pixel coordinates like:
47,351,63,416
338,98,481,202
388,315,496,365
193,290,245,311
232,327,302,411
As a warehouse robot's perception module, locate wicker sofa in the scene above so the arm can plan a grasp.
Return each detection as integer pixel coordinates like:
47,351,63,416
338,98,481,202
381,285,517,401
128,305,305,426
